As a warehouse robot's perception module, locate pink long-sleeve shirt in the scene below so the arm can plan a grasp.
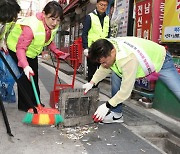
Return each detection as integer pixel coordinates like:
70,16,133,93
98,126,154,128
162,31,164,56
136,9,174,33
16,13,59,68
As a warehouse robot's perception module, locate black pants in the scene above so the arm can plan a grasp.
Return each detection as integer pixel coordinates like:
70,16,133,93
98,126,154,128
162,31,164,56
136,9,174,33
9,50,40,111
87,58,100,88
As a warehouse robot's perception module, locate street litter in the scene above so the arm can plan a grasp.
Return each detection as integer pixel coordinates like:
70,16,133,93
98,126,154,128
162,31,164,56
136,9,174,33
55,142,63,145
140,149,146,152
59,124,98,140
107,143,112,146
75,144,81,146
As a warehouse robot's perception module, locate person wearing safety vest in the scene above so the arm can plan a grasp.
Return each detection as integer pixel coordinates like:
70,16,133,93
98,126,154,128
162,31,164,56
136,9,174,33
0,0,21,53
6,1,67,112
83,37,180,124
82,0,110,83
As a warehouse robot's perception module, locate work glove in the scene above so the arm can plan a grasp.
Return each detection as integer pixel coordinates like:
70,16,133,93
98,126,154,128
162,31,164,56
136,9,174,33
83,49,88,57
0,39,8,54
92,102,110,122
82,82,94,94
23,65,34,80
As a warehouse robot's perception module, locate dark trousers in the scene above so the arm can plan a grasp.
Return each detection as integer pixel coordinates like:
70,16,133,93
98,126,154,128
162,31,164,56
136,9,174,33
87,58,100,88
9,50,40,111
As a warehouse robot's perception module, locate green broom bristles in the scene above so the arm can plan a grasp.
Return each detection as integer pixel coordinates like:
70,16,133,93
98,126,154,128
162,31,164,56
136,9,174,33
22,110,64,125
23,112,33,124
55,114,64,125
22,76,64,125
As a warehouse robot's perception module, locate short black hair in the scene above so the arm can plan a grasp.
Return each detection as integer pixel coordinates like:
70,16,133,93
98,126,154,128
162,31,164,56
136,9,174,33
43,1,63,20
0,0,21,24
97,0,109,4
89,39,114,63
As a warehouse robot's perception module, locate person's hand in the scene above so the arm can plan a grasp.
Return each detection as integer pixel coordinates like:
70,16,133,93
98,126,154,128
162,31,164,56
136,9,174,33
23,66,34,80
0,39,8,54
83,49,88,57
82,81,94,94
92,103,110,122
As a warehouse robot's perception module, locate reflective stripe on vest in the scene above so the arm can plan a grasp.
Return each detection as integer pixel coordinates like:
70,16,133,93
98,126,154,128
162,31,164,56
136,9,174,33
109,38,166,78
88,13,109,47
118,40,156,76
7,16,58,58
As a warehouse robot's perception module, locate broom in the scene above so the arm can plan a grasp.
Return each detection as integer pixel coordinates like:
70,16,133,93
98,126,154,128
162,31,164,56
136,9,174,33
23,75,63,125
0,52,63,125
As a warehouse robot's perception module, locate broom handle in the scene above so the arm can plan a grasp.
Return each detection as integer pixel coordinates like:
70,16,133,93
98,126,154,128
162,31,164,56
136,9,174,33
30,76,41,106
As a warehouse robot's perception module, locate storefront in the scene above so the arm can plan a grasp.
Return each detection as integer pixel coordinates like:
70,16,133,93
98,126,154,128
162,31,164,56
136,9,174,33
153,0,180,118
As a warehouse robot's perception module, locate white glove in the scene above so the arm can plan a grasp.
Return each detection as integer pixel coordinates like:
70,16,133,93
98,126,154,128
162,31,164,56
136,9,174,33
83,49,88,57
82,82,94,94
0,39,8,54
93,103,109,122
23,66,34,80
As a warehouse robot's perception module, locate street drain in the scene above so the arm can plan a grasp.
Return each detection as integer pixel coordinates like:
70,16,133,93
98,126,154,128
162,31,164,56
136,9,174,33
148,136,180,154
126,125,180,154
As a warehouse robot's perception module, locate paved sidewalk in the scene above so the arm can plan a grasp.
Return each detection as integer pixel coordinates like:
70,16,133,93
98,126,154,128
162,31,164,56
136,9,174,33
0,58,175,154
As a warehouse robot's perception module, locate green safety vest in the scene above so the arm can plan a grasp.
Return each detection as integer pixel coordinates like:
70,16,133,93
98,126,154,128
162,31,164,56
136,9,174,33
88,12,109,47
0,22,15,40
7,16,58,58
109,37,166,78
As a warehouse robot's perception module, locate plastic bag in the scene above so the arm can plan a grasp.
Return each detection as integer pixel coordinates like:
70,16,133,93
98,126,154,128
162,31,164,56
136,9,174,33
0,51,21,103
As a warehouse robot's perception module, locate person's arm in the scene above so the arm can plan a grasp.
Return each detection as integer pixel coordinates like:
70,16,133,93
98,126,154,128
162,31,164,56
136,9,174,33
82,15,91,49
16,26,33,68
48,41,61,53
91,65,112,85
108,54,139,107
48,41,69,59
82,65,111,94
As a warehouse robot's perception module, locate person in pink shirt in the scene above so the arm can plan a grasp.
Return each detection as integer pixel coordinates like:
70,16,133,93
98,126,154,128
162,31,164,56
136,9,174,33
7,1,65,112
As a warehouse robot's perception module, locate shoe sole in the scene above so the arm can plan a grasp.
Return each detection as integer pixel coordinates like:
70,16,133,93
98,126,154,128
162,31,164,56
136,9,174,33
102,117,124,124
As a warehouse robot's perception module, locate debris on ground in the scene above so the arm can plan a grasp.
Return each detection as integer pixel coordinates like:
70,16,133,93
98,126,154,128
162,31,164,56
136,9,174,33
59,124,98,140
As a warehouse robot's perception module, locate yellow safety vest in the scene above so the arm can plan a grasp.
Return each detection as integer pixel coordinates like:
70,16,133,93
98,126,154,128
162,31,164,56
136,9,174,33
0,22,16,40
109,37,166,78
88,12,109,47
7,16,58,58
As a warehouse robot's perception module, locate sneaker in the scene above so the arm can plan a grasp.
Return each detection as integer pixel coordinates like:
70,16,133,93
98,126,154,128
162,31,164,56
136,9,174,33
102,111,124,124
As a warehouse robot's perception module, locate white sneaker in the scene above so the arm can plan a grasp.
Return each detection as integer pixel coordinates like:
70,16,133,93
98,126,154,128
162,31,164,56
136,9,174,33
102,111,124,124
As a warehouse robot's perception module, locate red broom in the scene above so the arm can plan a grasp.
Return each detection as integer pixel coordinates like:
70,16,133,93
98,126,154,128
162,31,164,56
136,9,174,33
23,76,63,125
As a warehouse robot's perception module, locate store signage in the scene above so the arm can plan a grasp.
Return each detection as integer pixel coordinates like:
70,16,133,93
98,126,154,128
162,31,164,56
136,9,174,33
152,0,165,43
161,0,180,42
135,0,152,40
111,0,130,37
